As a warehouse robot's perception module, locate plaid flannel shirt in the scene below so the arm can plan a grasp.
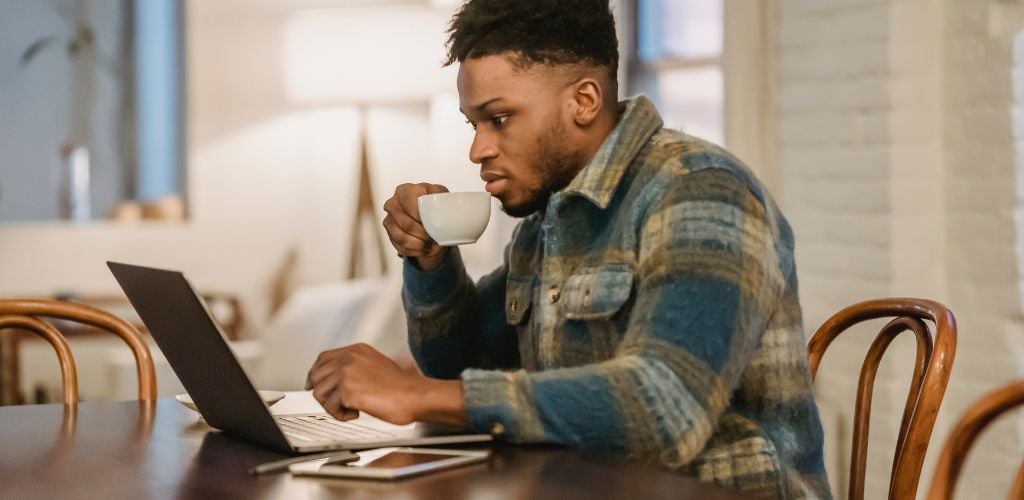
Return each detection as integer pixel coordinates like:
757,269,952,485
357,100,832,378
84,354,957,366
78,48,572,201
402,96,831,499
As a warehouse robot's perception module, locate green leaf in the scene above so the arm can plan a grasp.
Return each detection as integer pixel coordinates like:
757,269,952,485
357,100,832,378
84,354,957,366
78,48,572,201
19,36,59,68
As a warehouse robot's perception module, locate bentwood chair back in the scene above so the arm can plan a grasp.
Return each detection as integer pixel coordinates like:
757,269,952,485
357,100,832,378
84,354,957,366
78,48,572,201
0,299,156,404
926,379,1024,500
809,298,957,500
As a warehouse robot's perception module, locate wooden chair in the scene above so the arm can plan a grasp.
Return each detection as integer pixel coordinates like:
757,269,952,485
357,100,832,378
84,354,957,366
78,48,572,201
926,379,1024,500
0,299,157,405
809,298,957,500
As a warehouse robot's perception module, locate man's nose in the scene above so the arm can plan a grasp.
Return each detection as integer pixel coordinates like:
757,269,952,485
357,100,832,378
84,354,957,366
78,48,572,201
468,131,497,165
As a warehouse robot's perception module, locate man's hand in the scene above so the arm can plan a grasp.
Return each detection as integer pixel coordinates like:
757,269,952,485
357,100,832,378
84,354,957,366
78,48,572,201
304,343,467,426
383,183,450,272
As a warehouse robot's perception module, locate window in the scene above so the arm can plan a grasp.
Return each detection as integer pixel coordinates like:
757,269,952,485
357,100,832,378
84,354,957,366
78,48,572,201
0,0,185,222
630,0,724,146
135,0,185,205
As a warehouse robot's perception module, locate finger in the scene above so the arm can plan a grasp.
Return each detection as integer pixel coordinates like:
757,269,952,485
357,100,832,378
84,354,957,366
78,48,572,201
326,406,359,421
305,350,343,389
305,365,319,391
325,405,349,421
425,183,449,195
384,184,416,220
382,216,433,253
323,386,352,415
382,216,408,255
389,211,433,242
391,232,439,257
396,184,429,221
322,385,360,421
384,225,441,258
310,371,340,399
304,362,327,391
311,383,336,407
307,362,345,391
382,194,401,216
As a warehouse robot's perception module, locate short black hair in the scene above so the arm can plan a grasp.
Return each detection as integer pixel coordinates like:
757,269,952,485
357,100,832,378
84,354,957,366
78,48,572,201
443,0,619,79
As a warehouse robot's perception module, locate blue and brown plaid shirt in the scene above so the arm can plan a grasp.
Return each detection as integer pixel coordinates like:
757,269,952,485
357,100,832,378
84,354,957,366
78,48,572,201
402,96,830,498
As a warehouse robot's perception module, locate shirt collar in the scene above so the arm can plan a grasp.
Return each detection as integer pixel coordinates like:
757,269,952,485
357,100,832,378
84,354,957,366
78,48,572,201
561,95,663,209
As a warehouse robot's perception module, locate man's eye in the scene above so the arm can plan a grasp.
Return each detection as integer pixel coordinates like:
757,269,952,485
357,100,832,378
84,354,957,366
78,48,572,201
491,115,509,127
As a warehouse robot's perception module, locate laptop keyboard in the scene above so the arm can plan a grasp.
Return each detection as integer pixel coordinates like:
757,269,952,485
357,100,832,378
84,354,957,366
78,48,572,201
277,415,396,444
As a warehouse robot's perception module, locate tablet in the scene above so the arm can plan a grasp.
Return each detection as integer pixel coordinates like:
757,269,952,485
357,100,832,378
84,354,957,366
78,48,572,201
289,447,490,480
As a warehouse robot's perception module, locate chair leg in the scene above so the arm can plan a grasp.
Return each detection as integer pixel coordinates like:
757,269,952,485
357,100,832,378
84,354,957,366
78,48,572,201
0,317,78,405
0,333,22,405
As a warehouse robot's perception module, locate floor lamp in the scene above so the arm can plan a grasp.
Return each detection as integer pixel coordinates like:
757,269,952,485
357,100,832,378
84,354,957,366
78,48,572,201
346,106,388,280
281,6,457,280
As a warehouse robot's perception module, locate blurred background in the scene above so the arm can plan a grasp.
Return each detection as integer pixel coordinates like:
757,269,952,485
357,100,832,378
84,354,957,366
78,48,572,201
1,0,1022,498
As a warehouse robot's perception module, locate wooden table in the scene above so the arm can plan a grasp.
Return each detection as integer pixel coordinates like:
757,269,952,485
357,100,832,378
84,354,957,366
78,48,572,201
0,393,750,499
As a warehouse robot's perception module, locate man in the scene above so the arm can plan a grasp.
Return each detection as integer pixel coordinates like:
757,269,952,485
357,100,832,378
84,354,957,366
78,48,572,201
305,0,830,497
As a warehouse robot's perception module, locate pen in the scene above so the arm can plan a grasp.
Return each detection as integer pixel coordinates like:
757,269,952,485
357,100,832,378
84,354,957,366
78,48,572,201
248,450,359,475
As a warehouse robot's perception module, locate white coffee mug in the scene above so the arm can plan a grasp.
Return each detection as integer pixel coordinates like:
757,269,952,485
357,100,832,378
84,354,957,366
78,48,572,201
418,192,491,246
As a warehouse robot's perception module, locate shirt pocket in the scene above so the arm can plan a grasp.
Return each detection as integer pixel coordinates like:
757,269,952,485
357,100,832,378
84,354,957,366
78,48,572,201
505,274,535,326
560,264,634,320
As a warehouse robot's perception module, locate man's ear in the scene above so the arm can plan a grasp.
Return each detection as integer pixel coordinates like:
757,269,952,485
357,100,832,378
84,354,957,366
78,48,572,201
569,78,604,127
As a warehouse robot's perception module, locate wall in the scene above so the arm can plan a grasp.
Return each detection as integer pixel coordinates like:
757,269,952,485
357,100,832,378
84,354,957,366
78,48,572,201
941,0,1024,496
0,1,514,312
777,0,1024,498
0,1,518,399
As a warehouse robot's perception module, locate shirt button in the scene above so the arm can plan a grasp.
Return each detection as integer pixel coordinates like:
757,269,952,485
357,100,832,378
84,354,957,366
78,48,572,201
549,290,560,303
490,422,506,436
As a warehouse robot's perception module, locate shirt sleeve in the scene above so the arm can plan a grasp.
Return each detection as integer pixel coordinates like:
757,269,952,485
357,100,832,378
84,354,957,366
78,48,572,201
460,168,791,467
402,247,520,379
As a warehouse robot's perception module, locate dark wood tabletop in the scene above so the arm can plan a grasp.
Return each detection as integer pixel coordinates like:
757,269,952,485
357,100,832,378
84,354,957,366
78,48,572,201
0,396,751,499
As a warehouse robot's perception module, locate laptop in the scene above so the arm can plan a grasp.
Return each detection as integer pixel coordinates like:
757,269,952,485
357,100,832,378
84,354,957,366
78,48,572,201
108,261,491,454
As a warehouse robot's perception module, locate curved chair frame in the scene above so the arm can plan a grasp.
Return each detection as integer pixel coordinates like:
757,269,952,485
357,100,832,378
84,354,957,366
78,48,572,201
927,380,1024,500
0,315,79,405
0,299,156,404
809,298,956,500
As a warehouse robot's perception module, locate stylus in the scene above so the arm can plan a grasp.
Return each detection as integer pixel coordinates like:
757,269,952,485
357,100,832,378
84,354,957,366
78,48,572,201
248,450,359,475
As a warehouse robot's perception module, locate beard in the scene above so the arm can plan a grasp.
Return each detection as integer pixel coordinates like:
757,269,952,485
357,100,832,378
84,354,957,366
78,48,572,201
500,121,584,218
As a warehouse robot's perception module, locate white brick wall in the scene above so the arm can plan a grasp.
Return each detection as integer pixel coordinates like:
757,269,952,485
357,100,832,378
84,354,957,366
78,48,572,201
777,0,1024,498
778,3,896,497
941,2,1024,499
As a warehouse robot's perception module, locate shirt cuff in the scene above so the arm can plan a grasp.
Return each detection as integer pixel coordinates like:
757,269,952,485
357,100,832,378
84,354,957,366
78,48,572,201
402,248,465,307
462,368,540,443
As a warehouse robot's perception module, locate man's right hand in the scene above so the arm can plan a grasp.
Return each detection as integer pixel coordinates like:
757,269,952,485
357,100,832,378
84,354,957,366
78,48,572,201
382,183,450,272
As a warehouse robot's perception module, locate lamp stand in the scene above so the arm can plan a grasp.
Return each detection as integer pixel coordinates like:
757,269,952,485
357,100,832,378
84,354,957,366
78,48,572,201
346,105,389,279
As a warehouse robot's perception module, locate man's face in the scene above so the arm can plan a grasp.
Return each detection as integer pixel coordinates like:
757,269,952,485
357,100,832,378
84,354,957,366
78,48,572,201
457,55,584,218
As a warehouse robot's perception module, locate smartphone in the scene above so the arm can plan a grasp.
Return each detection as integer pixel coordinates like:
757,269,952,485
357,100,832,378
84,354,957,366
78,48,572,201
289,447,490,480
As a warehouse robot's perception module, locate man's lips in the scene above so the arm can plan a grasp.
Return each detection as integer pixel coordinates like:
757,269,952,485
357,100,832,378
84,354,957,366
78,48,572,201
480,171,504,183
480,171,507,196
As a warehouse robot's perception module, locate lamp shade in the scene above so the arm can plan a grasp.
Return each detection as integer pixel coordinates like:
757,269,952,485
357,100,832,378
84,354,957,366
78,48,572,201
283,5,456,103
